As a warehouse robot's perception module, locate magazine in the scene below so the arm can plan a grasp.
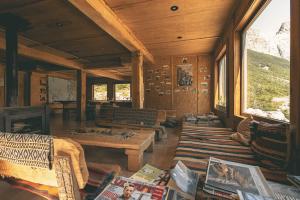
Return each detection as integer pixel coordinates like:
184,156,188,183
237,190,274,200
164,188,188,200
170,161,199,197
130,164,170,186
203,157,274,199
287,175,300,189
95,176,167,200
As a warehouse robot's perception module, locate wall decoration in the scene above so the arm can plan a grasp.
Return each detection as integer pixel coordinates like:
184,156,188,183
177,63,193,86
200,82,208,87
201,89,209,94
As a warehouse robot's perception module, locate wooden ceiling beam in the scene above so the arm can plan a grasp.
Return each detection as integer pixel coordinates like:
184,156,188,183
0,34,128,80
86,69,126,80
0,35,83,70
69,0,155,64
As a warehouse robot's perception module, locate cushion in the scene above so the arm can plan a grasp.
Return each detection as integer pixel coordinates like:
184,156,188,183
251,121,288,167
230,132,250,146
236,117,253,139
256,121,286,140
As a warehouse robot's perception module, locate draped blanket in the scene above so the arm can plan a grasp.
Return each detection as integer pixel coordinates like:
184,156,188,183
0,132,54,169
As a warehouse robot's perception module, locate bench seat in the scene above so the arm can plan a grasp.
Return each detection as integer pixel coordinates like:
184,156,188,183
172,125,288,183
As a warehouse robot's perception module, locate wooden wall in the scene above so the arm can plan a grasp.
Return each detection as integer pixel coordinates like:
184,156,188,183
144,55,211,118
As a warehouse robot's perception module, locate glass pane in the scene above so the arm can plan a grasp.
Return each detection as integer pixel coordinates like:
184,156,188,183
243,0,290,122
218,55,226,107
115,84,131,101
93,84,107,101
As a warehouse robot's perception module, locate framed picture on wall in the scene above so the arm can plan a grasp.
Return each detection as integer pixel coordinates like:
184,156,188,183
177,63,193,86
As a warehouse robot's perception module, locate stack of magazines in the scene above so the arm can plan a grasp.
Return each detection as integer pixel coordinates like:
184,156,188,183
203,157,274,199
95,162,198,200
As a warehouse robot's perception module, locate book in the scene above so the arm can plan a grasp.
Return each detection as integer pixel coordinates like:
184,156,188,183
287,175,300,189
268,181,300,200
170,161,199,198
203,157,274,199
95,176,167,200
130,164,170,186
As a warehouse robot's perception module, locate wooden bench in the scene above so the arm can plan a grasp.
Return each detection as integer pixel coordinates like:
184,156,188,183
96,107,167,140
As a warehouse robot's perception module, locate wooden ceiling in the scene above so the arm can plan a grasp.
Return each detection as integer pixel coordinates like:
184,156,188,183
0,0,238,79
0,0,131,78
105,0,237,56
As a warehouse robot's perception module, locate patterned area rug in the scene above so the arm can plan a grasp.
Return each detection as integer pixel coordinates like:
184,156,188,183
2,165,117,200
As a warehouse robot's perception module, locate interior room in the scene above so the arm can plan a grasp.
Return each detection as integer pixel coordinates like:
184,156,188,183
0,0,299,199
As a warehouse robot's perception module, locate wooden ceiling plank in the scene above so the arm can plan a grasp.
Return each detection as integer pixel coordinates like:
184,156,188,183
69,0,154,63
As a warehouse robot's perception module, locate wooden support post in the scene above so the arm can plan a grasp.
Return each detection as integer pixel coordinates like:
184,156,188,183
131,51,144,109
24,71,31,106
77,70,86,121
0,14,28,107
5,24,18,107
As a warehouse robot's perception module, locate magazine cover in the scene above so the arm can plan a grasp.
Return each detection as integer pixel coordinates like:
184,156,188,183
170,161,199,197
95,176,166,200
130,164,170,186
204,157,273,198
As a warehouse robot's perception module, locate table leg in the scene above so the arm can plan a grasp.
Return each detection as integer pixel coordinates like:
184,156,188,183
125,149,143,171
146,137,155,153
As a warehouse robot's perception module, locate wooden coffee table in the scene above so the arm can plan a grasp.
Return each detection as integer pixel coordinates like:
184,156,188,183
60,129,155,172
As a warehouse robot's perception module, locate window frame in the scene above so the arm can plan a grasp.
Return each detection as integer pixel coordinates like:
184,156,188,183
240,0,291,123
214,46,228,113
217,53,227,111
114,83,131,102
92,84,108,102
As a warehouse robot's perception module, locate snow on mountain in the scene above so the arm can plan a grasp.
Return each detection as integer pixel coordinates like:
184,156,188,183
246,21,290,61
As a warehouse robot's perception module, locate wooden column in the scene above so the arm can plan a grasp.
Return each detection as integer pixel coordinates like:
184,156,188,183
131,51,144,108
77,70,86,121
24,71,31,106
290,0,300,174
5,23,19,106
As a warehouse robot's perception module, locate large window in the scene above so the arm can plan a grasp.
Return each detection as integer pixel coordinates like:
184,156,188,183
93,84,107,101
242,0,290,122
115,83,131,101
217,54,227,110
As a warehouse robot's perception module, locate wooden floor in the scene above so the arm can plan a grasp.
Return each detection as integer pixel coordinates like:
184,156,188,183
0,114,179,199
50,114,179,177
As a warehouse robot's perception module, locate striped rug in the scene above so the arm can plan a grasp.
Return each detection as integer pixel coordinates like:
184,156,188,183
173,125,287,183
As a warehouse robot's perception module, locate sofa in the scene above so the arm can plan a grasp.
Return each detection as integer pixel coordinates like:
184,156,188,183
0,133,120,200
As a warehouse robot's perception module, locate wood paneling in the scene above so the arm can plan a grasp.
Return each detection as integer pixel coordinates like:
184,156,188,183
173,55,198,117
144,56,173,110
197,56,211,114
30,72,47,106
144,54,211,118
105,0,238,56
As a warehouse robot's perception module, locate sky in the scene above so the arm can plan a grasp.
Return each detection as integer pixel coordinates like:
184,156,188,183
251,0,290,37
